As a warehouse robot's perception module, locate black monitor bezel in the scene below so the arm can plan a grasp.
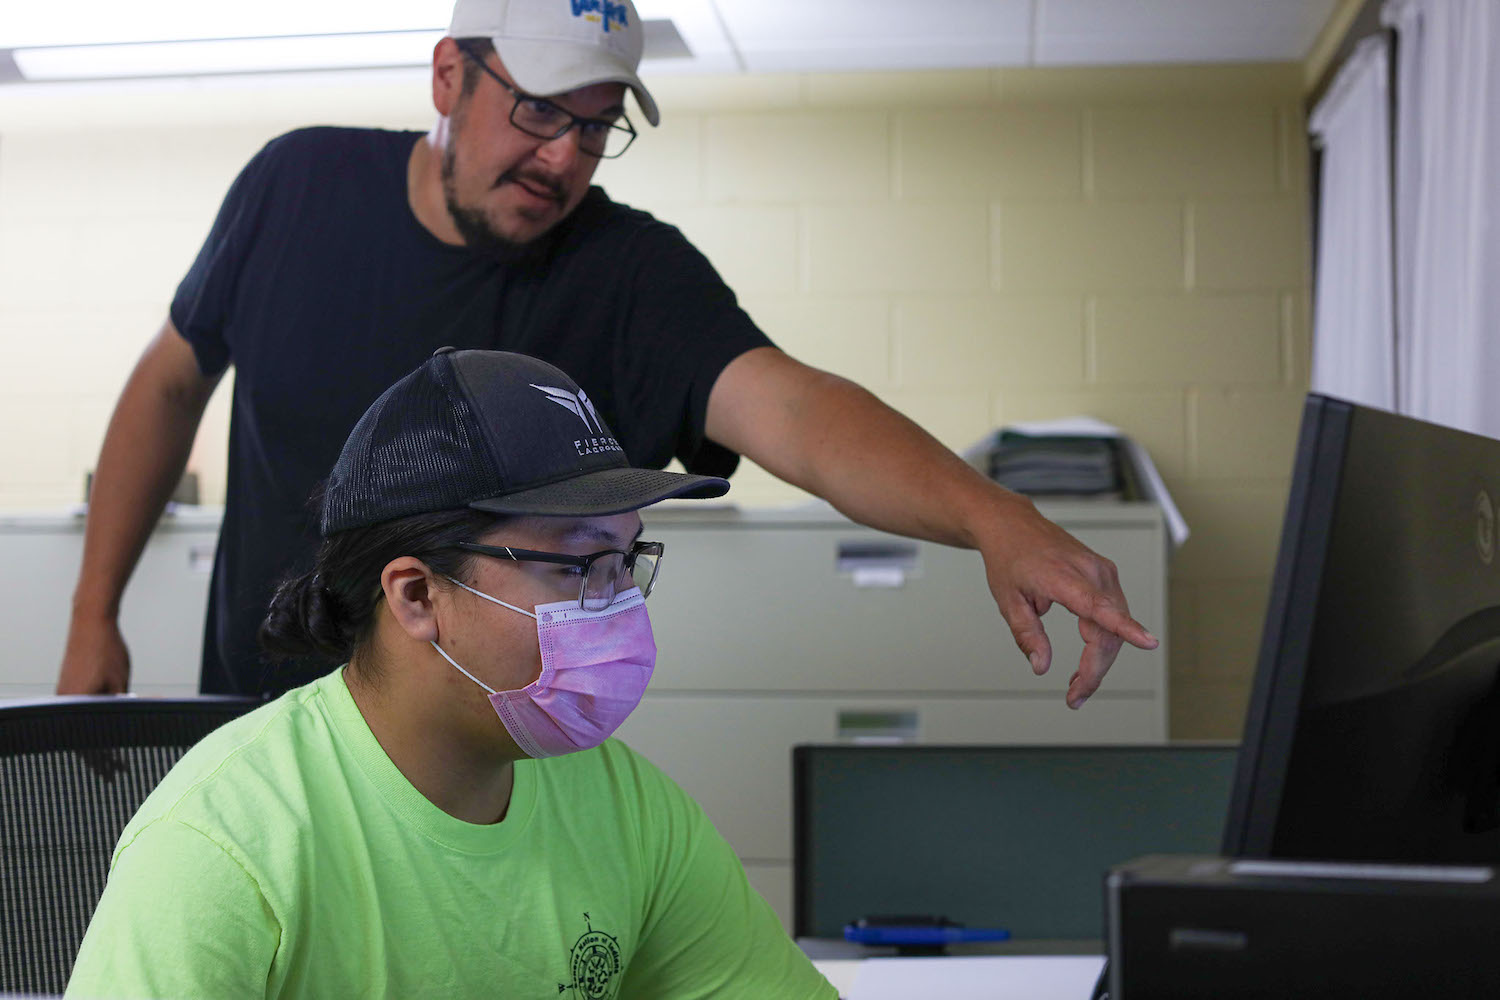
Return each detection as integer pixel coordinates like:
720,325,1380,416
1221,393,1351,857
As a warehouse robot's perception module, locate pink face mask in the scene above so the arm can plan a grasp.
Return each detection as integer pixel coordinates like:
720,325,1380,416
430,578,656,759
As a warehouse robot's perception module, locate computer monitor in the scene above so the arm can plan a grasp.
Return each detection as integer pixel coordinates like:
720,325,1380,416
1223,393,1500,862
793,743,1237,942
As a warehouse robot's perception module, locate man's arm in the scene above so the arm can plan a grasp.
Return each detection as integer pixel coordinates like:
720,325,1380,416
704,346,1158,709
57,321,221,694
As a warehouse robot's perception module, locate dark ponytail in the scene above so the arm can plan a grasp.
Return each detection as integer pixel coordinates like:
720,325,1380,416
259,508,506,666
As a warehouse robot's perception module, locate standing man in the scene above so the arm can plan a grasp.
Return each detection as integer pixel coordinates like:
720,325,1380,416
57,0,1156,705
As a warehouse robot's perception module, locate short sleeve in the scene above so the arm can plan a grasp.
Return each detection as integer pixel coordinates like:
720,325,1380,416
620,770,835,1000
169,136,281,378
612,220,775,477
65,819,280,1000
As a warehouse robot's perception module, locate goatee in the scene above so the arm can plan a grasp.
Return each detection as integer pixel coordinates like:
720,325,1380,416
440,144,553,264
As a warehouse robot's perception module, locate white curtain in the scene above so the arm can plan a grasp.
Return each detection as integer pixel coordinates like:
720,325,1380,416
1309,36,1395,410
1384,0,1500,437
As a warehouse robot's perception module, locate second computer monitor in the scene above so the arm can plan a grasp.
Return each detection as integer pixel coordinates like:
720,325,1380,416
1223,393,1500,863
793,743,1237,942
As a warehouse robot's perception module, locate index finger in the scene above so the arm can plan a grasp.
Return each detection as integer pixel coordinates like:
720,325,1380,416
1049,572,1158,653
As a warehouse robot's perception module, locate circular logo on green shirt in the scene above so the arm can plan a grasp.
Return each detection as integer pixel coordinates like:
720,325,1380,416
561,913,622,1000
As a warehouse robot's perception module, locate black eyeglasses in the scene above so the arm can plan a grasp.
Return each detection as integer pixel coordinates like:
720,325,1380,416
452,540,664,611
457,44,638,159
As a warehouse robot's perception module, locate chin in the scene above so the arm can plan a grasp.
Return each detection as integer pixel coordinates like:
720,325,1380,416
499,221,551,245
467,207,544,248
503,203,563,237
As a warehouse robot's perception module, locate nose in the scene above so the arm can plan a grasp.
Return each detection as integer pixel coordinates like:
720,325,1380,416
533,126,583,172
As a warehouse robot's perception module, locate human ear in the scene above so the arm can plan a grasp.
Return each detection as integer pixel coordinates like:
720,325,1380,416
431,37,465,117
381,557,440,643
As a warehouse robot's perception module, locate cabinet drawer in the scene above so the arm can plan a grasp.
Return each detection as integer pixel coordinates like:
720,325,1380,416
643,515,1165,695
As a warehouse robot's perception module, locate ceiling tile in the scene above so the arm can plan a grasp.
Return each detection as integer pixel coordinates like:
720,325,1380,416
739,40,1030,74
715,0,1033,73
638,0,740,72
1036,0,1339,65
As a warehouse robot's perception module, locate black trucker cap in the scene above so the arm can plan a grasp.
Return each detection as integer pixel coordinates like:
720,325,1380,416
320,348,729,535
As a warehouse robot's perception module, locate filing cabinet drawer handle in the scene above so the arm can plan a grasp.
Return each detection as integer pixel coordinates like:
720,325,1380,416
836,541,919,588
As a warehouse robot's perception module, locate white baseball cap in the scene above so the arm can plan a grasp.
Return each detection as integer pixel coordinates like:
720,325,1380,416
448,0,660,126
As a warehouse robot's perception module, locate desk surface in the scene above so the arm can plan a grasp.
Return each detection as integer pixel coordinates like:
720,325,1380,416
812,954,1105,999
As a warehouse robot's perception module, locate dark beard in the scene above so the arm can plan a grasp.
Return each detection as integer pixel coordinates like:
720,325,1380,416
440,136,557,265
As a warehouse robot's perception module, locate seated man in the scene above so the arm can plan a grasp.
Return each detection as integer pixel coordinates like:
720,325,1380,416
66,349,836,999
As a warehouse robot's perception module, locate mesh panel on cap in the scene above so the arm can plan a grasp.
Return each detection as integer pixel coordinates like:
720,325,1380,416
320,358,504,535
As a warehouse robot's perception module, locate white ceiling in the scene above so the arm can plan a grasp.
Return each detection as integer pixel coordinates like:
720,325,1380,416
647,0,1340,75
0,0,1339,83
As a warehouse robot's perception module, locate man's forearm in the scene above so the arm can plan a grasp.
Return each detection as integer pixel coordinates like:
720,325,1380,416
707,349,1017,552
707,346,1156,704
71,328,217,621
792,378,1019,548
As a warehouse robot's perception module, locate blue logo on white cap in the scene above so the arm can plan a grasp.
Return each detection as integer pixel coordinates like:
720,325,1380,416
570,0,629,33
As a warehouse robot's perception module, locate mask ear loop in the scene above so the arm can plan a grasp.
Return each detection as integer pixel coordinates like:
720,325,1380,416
430,640,498,695
444,576,538,620
429,575,541,696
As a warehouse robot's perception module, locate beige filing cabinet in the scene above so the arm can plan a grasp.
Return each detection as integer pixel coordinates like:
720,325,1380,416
1,501,1168,930
1,506,220,698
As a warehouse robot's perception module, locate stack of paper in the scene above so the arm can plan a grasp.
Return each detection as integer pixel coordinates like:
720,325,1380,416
965,417,1188,550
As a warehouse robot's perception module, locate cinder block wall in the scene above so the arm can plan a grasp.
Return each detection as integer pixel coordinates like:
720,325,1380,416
0,62,1310,738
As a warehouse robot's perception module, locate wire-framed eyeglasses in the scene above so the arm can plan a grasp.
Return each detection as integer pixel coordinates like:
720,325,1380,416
452,540,664,611
457,43,638,159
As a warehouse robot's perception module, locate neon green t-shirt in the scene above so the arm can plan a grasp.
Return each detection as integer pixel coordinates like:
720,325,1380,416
66,669,835,1000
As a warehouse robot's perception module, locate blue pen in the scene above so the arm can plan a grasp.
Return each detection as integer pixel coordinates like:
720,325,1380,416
844,917,1011,949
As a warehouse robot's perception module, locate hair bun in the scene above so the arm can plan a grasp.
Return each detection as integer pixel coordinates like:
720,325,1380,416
259,569,356,661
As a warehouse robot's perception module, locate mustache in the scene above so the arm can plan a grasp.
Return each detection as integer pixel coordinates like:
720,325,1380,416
496,168,565,202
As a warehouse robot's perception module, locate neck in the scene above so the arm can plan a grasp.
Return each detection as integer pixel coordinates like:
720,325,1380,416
345,651,517,825
408,127,466,246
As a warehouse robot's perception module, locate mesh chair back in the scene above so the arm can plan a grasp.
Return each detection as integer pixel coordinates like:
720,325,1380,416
0,697,260,996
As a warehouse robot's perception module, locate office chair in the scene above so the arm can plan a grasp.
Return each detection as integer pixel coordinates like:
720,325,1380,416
0,696,260,996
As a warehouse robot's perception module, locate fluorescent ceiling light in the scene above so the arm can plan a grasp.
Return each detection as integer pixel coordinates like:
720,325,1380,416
13,31,445,80
0,2,453,48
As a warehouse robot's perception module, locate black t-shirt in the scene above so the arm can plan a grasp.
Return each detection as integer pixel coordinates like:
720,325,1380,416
171,126,771,696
